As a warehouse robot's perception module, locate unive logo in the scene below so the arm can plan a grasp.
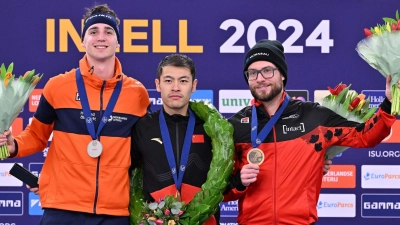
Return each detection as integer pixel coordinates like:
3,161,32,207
0,192,23,216
282,123,305,134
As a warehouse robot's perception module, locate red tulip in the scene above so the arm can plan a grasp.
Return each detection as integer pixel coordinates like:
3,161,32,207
348,94,365,111
328,84,347,96
392,22,397,31
164,209,171,216
364,28,373,37
156,219,164,224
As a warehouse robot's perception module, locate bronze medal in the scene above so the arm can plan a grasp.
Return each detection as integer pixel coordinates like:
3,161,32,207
247,148,265,165
175,190,182,202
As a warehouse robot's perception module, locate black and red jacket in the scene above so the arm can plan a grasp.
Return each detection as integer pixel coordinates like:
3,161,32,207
224,92,395,225
131,109,217,225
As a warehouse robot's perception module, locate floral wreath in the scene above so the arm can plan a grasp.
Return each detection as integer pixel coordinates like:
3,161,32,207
129,101,235,225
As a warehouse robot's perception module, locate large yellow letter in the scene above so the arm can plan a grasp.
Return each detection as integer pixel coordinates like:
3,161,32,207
60,19,85,52
179,20,203,53
152,20,176,53
124,20,148,53
46,19,55,52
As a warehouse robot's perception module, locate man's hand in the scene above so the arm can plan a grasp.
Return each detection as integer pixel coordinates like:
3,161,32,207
0,130,16,155
27,184,39,195
323,159,332,175
385,75,400,102
241,164,260,186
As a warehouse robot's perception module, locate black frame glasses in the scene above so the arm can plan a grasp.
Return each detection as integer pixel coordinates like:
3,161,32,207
244,67,278,81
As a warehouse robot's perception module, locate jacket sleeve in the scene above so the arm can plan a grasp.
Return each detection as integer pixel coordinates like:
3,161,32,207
319,97,395,148
223,143,248,202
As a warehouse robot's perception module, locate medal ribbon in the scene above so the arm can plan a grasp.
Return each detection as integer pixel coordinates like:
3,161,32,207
76,69,122,140
159,108,195,191
251,94,290,148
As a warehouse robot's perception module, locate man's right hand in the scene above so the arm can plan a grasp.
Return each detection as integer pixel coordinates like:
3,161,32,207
27,184,39,195
241,164,260,186
0,130,16,155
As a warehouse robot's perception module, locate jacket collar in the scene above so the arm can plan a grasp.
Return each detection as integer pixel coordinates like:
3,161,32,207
78,54,124,89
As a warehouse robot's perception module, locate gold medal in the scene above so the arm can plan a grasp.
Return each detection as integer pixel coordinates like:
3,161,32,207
247,148,265,165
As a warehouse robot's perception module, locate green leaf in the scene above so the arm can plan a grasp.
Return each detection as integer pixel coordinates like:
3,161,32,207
383,17,396,24
0,63,6,79
396,10,399,21
6,62,14,73
179,220,189,225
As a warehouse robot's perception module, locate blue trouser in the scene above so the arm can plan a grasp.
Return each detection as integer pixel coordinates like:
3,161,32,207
39,208,130,225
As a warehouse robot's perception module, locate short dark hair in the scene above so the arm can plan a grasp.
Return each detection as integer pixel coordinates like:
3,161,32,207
83,4,120,25
156,54,196,81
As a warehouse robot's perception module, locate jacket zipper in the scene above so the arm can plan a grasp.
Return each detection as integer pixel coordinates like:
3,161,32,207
273,126,277,225
175,122,180,191
93,80,106,213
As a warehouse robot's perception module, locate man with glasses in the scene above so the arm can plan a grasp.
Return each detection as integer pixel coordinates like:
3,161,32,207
223,39,398,224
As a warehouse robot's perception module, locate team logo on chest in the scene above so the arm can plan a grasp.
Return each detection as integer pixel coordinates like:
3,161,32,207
282,123,305,134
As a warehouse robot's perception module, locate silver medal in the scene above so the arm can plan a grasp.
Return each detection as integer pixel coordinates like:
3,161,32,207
87,140,103,158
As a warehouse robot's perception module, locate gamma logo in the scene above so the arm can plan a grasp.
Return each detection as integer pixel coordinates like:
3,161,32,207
362,194,400,218
0,191,23,216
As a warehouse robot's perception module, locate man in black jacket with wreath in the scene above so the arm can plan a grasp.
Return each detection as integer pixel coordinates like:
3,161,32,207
130,54,225,225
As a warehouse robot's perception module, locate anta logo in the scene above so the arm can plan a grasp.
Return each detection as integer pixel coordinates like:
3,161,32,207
151,138,163,144
283,123,305,134
75,92,80,101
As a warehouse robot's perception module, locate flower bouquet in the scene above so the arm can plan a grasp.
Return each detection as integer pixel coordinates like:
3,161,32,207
139,196,186,225
0,63,43,160
322,83,377,159
356,10,400,114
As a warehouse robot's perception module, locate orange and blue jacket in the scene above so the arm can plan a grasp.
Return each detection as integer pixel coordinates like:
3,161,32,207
224,92,395,225
13,55,150,216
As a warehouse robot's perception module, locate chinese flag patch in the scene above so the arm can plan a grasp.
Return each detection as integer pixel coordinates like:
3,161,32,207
192,134,204,143
241,117,249,123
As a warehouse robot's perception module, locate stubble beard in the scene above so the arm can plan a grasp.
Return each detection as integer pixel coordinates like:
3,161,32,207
250,81,283,102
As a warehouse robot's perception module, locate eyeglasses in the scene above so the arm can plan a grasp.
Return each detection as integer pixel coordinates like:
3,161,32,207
244,67,278,81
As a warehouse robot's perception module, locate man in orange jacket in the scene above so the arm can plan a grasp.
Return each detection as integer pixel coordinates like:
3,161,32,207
224,39,399,225
0,4,149,225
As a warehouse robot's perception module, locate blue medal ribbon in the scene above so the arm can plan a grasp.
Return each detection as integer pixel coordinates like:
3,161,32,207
159,108,195,191
251,94,290,148
76,68,122,141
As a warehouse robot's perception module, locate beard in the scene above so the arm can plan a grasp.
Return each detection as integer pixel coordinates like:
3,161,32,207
250,81,283,102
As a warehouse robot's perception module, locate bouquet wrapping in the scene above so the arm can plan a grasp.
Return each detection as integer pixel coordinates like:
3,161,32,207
322,83,377,160
356,10,400,114
0,63,43,159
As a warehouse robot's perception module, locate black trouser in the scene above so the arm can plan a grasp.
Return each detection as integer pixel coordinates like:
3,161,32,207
39,208,130,225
